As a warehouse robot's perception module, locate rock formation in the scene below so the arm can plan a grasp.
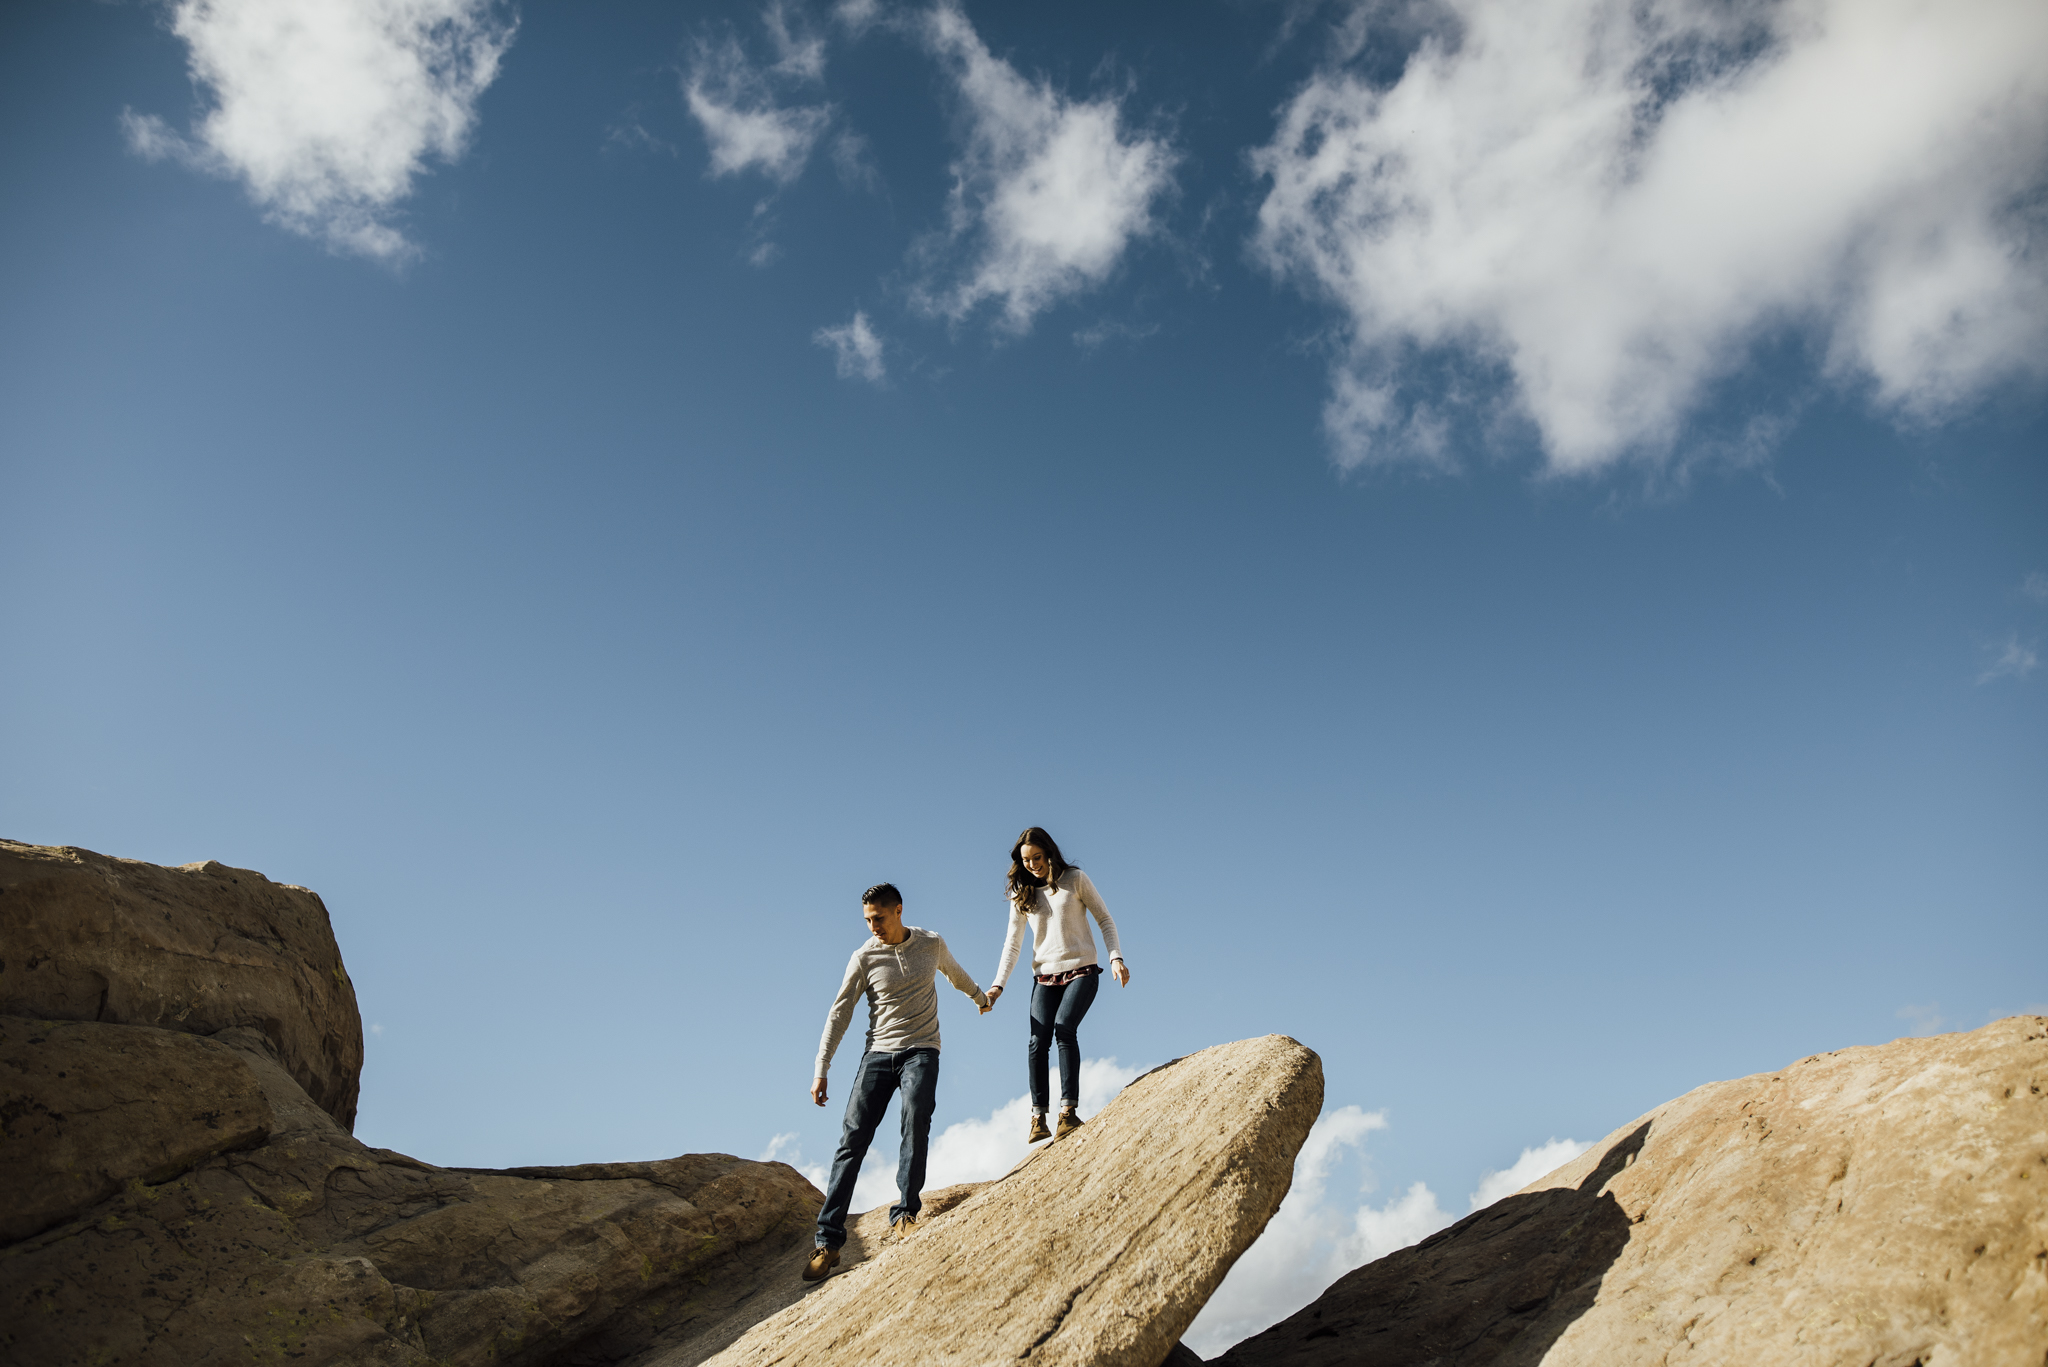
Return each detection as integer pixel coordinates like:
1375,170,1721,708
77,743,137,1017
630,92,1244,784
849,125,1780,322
0,840,821,1366
695,1035,1325,1367
0,840,363,1129
0,840,1312,1367
1211,1015,2048,1367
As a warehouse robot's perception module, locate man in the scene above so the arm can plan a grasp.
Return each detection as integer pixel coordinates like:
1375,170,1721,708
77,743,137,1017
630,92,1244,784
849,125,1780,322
803,882,990,1281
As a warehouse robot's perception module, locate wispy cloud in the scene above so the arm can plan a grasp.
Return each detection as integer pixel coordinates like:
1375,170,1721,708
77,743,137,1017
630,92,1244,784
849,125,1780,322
684,5,833,185
1073,318,1161,351
1978,633,2039,685
833,0,885,37
2022,571,2048,605
1184,1115,1589,1357
758,1131,829,1190
1251,0,2048,472
815,310,887,382
1465,1136,1591,1212
1897,1001,1947,1036
913,1,1177,333
122,0,513,262
761,0,828,80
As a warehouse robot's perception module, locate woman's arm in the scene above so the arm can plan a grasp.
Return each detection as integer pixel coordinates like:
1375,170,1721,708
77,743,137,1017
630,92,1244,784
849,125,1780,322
988,900,1027,999
1072,870,1129,985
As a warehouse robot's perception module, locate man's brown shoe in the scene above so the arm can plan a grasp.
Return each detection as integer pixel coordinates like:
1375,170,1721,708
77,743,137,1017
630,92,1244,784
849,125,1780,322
891,1214,922,1240
1056,1107,1083,1140
802,1246,840,1281
1027,1113,1051,1144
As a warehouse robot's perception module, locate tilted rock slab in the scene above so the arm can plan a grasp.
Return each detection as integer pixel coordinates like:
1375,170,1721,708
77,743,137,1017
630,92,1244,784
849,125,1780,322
1213,1015,2048,1367
702,1034,1324,1367
0,839,364,1129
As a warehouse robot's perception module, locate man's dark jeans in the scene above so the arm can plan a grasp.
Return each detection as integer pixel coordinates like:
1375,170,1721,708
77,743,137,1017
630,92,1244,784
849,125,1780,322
815,1046,939,1250
1028,971,1099,1113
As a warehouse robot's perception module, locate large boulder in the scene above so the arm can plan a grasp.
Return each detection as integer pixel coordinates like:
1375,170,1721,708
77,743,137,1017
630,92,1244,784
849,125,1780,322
698,1035,1324,1367
1212,1015,2048,1367
0,1017,273,1243
0,840,363,1129
0,1025,823,1367
0,841,824,1367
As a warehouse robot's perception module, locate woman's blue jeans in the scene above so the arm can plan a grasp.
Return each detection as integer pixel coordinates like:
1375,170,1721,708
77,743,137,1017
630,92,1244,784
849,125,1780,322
814,1046,939,1250
1028,972,1099,1112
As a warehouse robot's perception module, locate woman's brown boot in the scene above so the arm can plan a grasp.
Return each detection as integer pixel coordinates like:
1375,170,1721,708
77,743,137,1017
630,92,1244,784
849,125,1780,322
1056,1106,1083,1140
1027,1113,1051,1144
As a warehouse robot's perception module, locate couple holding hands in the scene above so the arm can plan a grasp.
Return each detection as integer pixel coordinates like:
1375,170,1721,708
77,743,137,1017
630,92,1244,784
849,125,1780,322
802,826,1129,1281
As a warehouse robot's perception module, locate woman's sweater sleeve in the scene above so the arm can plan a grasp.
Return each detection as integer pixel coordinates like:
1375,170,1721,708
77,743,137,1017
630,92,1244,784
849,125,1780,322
1073,870,1122,960
992,901,1028,990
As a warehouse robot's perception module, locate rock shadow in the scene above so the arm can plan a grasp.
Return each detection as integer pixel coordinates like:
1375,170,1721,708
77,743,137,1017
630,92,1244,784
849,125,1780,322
1208,1122,1651,1367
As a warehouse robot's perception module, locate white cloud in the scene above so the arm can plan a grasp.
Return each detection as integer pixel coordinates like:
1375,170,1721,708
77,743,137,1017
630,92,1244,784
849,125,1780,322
914,2,1177,332
1073,318,1162,351
1897,1001,1947,1035
758,1131,830,1190
846,1056,1140,1213
1978,633,2041,685
834,0,885,35
815,310,887,381
762,1,828,81
1184,1117,1589,1358
1467,1135,1593,1211
684,6,833,185
123,0,512,262
1183,1105,1395,1354
2022,571,2048,605
1251,0,2048,473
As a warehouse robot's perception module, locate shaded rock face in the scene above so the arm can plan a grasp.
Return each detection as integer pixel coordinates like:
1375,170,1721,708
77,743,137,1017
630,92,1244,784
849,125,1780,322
0,1045,821,1367
0,840,364,1129
0,1017,273,1243
1213,1016,2048,1367
0,842,824,1367
701,1035,1325,1367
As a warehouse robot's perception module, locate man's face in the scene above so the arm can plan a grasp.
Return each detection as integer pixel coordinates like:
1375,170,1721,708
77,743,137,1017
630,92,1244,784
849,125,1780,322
863,900,904,940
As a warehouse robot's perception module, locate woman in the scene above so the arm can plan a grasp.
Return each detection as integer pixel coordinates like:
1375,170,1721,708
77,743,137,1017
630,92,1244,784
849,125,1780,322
986,826,1129,1143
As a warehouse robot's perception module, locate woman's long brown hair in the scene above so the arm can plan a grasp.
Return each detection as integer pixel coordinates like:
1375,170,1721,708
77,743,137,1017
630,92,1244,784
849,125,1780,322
1006,827,1074,912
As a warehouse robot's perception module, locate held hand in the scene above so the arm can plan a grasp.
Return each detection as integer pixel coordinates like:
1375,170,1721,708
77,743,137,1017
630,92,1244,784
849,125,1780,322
986,985,1004,1007
1112,958,1130,987
811,1077,828,1107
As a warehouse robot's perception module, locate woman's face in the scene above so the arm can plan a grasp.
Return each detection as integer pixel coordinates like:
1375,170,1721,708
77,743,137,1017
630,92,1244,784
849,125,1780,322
1020,844,1052,882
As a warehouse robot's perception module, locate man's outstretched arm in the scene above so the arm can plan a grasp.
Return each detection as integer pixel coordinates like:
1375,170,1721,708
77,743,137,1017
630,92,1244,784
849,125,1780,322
812,953,865,1104
933,936,990,1011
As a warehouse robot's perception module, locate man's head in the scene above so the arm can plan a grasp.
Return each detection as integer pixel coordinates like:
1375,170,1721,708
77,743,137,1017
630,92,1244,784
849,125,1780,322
862,883,906,942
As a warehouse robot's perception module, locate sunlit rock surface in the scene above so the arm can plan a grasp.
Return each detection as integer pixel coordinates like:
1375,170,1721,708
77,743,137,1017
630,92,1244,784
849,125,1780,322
1212,1016,2048,1367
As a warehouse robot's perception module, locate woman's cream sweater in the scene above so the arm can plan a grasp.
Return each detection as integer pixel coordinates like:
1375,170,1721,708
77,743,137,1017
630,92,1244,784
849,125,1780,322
991,868,1123,990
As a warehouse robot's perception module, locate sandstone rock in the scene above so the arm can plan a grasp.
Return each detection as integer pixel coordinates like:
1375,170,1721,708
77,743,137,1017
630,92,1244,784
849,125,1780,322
0,1017,273,1243
0,1027,823,1367
699,1035,1324,1367
0,840,364,1129
1212,1015,2048,1367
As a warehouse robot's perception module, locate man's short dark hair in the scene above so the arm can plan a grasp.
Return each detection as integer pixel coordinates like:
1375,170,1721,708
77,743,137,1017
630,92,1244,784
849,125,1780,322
862,882,902,908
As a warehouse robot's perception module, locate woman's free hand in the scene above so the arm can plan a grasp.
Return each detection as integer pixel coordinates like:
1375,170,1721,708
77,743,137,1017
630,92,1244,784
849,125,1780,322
1111,958,1130,987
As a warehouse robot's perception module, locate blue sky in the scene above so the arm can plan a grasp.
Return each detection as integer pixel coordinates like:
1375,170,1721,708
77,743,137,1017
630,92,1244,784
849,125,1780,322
4,0,2044,1351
